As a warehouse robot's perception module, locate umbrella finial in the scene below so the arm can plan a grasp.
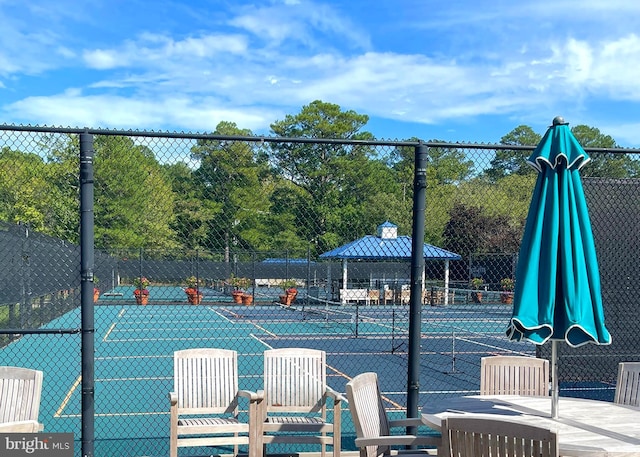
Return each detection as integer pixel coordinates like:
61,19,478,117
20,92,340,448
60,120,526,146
552,116,567,126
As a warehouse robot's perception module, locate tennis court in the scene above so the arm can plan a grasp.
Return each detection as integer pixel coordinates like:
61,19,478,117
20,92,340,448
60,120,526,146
3,289,540,456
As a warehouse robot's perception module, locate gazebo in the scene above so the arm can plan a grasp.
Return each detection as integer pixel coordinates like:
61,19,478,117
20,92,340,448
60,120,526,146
319,221,461,304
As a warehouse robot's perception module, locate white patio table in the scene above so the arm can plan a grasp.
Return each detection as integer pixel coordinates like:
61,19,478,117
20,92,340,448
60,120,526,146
422,394,640,457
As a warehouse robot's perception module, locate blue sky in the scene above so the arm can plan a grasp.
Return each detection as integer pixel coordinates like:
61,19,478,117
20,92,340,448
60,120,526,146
1,0,639,146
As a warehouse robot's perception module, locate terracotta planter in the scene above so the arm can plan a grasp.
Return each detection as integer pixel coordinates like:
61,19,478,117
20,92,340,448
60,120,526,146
232,291,244,304
135,295,149,305
500,292,513,304
279,290,297,306
242,294,253,305
471,292,483,304
93,289,100,303
187,293,203,305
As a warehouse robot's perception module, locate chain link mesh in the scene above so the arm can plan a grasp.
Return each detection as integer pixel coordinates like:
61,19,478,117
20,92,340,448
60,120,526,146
0,127,638,456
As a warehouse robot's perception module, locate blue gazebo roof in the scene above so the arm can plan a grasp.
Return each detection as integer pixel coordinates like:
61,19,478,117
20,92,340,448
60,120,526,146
319,235,461,261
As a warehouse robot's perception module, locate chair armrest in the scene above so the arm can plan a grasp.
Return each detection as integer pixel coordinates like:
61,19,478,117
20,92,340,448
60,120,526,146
256,390,267,420
0,420,42,432
389,418,441,439
326,386,346,403
168,392,177,406
389,418,432,428
238,389,263,402
355,435,441,447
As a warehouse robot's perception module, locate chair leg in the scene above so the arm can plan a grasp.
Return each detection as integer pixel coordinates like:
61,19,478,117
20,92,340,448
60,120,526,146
169,433,177,457
333,402,341,457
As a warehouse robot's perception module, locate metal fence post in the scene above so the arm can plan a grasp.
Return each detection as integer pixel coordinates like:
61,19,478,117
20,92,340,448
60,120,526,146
80,131,95,457
407,142,427,429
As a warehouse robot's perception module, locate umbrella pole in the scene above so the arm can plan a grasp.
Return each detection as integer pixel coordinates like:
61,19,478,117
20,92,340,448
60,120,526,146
551,340,559,418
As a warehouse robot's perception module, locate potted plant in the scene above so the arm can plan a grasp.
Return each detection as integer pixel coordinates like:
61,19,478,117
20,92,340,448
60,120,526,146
279,280,298,306
470,277,484,304
93,277,100,303
184,276,204,305
229,275,250,304
133,276,150,305
241,292,254,305
500,277,515,304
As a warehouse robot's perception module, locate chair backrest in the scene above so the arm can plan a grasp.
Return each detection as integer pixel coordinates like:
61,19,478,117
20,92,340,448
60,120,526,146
173,348,239,415
614,362,640,407
0,366,43,423
480,356,549,396
345,372,391,457
263,348,326,414
442,416,559,457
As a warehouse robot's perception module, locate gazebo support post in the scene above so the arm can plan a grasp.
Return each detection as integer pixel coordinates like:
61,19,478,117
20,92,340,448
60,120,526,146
444,259,450,306
342,259,348,304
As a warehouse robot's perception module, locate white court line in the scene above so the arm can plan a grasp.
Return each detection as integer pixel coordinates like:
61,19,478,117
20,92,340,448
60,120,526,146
250,323,277,337
103,323,117,341
59,303,258,418
55,375,81,418
101,307,128,341
102,305,254,341
114,319,225,325
106,336,258,342
250,333,274,349
210,307,282,337
107,326,253,333
57,411,168,418
210,307,235,323
98,376,172,382
96,354,172,361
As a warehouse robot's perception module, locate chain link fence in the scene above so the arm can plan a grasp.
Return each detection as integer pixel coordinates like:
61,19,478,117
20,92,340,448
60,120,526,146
0,126,638,456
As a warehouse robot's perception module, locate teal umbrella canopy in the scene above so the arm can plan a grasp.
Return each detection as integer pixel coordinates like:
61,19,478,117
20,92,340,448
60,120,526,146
506,117,612,348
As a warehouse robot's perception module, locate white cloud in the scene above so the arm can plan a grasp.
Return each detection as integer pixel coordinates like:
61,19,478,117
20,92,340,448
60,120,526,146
546,34,640,101
8,32,640,136
83,49,122,70
229,1,370,51
3,91,280,132
82,33,249,70
1,0,640,145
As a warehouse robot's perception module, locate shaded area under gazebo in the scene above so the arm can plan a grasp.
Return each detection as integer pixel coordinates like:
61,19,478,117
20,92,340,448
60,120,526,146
319,221,461,304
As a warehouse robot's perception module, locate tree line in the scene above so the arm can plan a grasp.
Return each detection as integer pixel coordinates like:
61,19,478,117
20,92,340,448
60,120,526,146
1,100,638,261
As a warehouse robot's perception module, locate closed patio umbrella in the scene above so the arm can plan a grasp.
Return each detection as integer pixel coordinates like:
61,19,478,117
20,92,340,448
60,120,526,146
506,116,611,418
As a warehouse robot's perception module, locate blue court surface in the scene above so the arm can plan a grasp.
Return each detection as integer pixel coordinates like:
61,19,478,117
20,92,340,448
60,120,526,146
3,290,600,457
